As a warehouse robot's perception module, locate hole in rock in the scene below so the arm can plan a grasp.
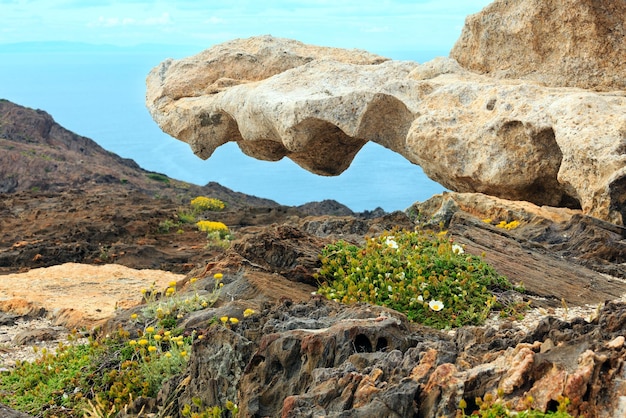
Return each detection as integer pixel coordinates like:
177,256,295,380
354,334,372,353
375,337,388,352
545,399,559,413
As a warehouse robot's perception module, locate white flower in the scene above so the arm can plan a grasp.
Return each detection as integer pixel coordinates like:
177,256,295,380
452,244,464,255
385,237,398,249
428,299,444,311
387,285,393,292
417,295,424,302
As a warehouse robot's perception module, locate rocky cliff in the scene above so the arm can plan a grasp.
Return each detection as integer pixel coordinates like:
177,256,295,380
146,1,626,224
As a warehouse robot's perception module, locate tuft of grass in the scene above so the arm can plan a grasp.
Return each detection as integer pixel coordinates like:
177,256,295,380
316,228,523,329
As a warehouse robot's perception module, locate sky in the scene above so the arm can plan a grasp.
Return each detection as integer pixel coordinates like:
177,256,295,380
0,0,495,211
0,0,493,56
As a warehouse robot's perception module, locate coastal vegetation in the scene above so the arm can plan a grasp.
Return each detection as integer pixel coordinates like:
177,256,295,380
316,228,524,329
0,274,227,417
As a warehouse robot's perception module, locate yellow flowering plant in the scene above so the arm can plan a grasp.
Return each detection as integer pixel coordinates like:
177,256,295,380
190,196,225,213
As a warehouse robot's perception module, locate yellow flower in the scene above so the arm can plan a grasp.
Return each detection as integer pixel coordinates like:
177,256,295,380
140,288,147,294
154,335,162,342
165,352,172,358
148,345,157,353
138,339,149,346
190,277,197,284
220,316,229,324
130,313,138,320
145,327,155,334
229,317,239,325
198,335,204,340
164,331,171,337
214,273,223,280
129,340,137,346
177,340,184,346
180,350,188,357
243,308,255,318
165,287,175,296
168,280,177,287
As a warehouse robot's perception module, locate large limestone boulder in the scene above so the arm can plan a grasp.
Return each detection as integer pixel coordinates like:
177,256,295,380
450,0,626,92
147,18,626,223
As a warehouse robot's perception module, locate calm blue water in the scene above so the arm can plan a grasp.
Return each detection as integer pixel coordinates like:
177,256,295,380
0,44,446,211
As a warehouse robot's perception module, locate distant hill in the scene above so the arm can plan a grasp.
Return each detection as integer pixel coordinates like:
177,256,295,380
0,99,279,209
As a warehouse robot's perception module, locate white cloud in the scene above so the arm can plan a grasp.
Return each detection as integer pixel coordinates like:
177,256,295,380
204,16,225,25
88,12,171,28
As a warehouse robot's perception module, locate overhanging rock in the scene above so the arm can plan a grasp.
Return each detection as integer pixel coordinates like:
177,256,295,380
146,34,626,224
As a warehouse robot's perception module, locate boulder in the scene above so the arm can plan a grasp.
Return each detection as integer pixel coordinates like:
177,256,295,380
450,0,626,92
146,34,626,224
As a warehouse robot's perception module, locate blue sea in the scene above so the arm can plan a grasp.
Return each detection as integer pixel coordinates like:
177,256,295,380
0,43,446,212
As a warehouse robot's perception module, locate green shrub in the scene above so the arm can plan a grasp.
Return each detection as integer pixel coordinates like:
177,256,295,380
146,172,170,184
316,228,520,329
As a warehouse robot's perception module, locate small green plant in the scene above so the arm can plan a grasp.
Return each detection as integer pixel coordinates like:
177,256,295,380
177,209,197,224
140,276,223,328
316,228,521,329
158,219,179,233
146,172,170,184
456,392,574,417
181,396,239,418
190,196,225,213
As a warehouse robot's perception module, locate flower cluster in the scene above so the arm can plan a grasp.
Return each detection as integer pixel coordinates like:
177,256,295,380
482,218,522,230
139,274,223,328
190,196,225,212
316,228,519,329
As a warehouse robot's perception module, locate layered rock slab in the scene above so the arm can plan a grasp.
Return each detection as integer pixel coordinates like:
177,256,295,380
147,35,626,223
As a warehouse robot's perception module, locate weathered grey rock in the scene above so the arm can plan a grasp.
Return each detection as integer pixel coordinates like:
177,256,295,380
450,0,626,92
146,35,626,224
0,404,33,418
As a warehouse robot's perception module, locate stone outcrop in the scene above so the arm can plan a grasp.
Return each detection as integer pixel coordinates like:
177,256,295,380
156,295,626,418
146,33,626,224
450,0,626,92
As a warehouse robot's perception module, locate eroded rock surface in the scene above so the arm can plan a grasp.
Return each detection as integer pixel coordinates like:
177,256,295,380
155,296,626,418
450,0,626,92
146,34,626,223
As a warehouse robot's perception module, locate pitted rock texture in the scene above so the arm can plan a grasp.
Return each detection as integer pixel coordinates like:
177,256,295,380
450,0,626,92
146,35,626,224
157,297,626,418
